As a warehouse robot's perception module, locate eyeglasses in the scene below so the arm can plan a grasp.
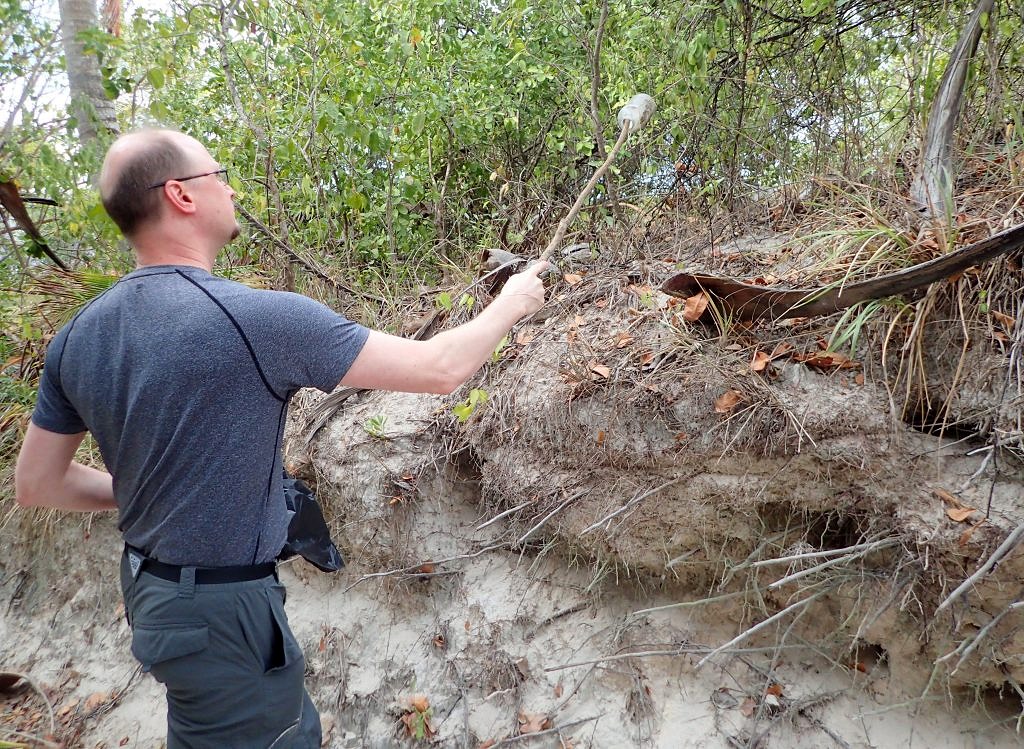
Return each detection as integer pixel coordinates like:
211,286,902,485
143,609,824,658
147,169,229,190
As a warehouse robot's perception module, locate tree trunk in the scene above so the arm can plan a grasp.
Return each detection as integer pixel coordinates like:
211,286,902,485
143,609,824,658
911,0,994,221
59,0,119,145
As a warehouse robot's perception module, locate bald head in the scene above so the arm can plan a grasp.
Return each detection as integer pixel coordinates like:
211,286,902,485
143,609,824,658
99,129,197,237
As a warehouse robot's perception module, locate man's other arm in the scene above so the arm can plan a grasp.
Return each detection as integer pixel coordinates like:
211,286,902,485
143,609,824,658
340,261,548,395
15,423,116,511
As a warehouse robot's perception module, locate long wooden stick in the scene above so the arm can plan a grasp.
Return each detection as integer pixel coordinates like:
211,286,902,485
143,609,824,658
538,122,632,263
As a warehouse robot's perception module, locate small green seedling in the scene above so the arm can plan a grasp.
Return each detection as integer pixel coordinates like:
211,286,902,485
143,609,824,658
452,388,488,423
364,414,389,439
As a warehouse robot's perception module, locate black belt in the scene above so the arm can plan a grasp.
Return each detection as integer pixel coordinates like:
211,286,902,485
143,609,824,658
125,545,277,584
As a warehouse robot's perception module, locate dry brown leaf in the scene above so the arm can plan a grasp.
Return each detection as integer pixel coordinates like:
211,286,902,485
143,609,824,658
959,519,986,546
590,362,611,380
416,562,436,574
594,298,608,309
554,681,564,698
563,273,583,286
596,430,606,446
768,341,794,359
515,330,536,346
83,691,108,713
615,332,635,349
120,737,130,746
714,389,745,414
765,683,784,697
739,697,756,717
433,634,446,649
854,373,865,385
947,506,976,523
794,351,860,370
682,293,709,321
933,488,960,506
749,350,771,373
409,694,430,713
638,351,655,366
478,741,497,749
518,712,551,734
992,310,1016,331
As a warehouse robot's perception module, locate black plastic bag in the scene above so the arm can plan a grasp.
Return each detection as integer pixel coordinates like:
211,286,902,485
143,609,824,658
279,474,344,572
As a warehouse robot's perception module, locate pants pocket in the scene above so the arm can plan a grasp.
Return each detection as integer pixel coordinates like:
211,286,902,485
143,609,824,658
269,587,305,675
130,621,209,673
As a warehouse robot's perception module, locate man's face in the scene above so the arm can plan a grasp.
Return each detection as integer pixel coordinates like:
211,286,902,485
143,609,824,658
178,137,240,246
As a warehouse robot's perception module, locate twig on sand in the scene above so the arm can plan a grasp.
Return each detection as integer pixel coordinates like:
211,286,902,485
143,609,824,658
343,543,506,592
936,520,1024,613
765,540,898,591
476,499,535,530
527,603,589,638
0,670,55,736
697,588,830,669
751,538,897,568
628,591,746,619
515,490,588,546
938,597,1024,675
545,646,710,672
579,478,681,536
487,714,603,747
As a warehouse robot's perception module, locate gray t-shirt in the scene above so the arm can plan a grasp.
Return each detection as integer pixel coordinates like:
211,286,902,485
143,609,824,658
32,265,369,566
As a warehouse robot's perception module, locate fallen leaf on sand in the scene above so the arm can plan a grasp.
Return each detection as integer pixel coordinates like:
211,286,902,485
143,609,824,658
739,696,757,717
83,691,108,712
992,310,1016,331
959,519,986,546
714,389,745,414
518,712,551,734
563,273,583,286
590,362,611,380
409,694,430,713
947,506,976,523
683,293,709,321
749,350,771,372
794,351,860,370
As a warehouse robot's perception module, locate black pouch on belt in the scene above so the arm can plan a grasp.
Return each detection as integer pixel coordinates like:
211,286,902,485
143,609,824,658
279,472,344,572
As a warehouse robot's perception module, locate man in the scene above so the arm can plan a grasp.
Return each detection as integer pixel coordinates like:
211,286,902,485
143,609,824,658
14,129,547,748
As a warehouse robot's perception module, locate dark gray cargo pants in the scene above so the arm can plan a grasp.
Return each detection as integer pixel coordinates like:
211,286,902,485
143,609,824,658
119,553,321,748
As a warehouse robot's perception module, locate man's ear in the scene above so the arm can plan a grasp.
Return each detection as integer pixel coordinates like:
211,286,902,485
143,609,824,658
162,182,197,215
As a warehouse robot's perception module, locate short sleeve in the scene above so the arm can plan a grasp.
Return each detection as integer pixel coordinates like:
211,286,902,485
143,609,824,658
31,331,87,434
240,290,370,394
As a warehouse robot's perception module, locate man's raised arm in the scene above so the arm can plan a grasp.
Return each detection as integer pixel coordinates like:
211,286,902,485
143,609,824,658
340,261,549,395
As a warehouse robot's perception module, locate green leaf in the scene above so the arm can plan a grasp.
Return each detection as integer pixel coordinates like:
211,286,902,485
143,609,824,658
411,111,426,135
147,66,166,89
346,189,368,211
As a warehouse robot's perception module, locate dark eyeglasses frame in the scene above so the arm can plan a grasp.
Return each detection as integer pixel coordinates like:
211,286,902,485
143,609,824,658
147,169,229,190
